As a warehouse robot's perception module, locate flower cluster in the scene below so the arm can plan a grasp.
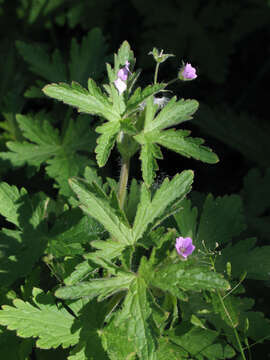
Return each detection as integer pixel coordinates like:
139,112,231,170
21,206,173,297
114,61,131,94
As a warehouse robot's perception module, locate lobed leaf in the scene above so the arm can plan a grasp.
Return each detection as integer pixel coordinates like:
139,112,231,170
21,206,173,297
43,82,120,122
150,262,230,296
69,178,133,245
133,171,194,243
156,129,219,164
116,277,157,359
55,273,134,301
146,98,199,131
0,289,79,349
197,194,246,249
95,121,121,167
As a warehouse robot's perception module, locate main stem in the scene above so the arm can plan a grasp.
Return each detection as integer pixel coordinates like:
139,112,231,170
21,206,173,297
118,157,130,209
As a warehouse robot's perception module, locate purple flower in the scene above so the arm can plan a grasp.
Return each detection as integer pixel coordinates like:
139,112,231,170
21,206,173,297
114,61,131,94
175,237,195,259
179,63,197,81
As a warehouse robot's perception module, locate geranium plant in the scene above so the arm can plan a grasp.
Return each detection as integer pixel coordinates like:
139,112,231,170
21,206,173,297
0,40,269,360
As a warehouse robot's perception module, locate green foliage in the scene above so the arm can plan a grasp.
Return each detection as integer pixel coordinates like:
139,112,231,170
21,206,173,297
0,112,96,195
195,104,270,167
17,28,108,97
131,0,270,84
0,288,80,349
175,193,270,282
0,26,269,360
0,182,48,287
242,167,270,239
135,97,218,186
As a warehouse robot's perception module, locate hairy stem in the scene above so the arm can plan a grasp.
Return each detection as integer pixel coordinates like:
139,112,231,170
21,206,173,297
118,157,130,209
154,62,160,84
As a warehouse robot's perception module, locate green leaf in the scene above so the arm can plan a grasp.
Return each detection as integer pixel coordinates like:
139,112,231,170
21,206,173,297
43,82,121,122
146,97,199,131
95,121,121,167
195,104,270,167
156,129,219,163
116,277,157,359
55,272,134,300
216,238,270,280
69,178,133,245
125,179,141,224
0,187,48,287
156,337,188,359
0,112,96,196
126,83,166,116
166,323,220,359
133,171,193,243
87,239,127,262
0,182,25,227
101,318,136,360
112,41,135,77
134,98,218,185
16,41,67,82
174,198,198,238
139,142,162,187
69,28,108,85
64,260,95,286
242,167,270,239
0,289,79,349
0,327,33,360
150,262,230,296
67,299,109,360
197,194,246,249
47,208,104,257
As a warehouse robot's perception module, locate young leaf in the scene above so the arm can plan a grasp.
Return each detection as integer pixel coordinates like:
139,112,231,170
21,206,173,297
133,171,193,243
126,83,166,116
95,121,121,167
69,178,134,245
139,141,163,187
0,289,79,349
